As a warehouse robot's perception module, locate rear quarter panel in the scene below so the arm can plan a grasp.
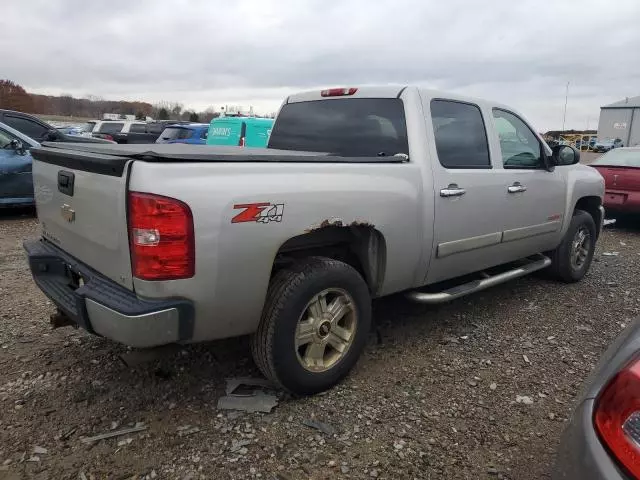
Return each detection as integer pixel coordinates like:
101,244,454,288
128,161,424,342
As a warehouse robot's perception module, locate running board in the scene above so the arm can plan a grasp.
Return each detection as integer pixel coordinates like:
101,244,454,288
406,254,551,304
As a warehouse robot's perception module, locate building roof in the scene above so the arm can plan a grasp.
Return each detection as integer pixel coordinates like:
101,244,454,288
602,96,640,109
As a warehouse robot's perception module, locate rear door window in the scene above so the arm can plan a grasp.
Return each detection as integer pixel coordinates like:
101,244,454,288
3,115,49,140
98,122,124,134
430,100,491,169
129,123,147,133
148,123,166,134
268,98,408,157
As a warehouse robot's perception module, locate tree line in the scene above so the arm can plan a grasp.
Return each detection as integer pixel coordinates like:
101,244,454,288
0,79,222,122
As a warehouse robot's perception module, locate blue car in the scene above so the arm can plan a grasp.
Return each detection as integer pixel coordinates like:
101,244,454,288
0,122,39,207
155,123,209,145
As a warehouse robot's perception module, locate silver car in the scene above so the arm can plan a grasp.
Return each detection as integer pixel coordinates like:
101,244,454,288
553,317,640,479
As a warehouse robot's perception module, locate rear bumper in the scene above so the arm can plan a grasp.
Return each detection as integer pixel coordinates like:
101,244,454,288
24,239,194,348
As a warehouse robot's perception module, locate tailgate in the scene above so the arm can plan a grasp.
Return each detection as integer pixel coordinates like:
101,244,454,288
30,146,134,290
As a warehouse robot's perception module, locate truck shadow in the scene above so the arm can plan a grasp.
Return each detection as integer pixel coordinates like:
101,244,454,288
607,215,640,233
0,206,36,220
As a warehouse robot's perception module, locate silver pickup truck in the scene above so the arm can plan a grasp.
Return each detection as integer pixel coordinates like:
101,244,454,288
25,86,605,394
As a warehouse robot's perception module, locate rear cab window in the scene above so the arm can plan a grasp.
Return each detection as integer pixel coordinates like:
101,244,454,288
430,100,491,169
268,98,408,157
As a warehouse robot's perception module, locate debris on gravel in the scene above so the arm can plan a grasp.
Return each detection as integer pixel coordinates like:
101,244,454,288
80,424,148,444
302,418,337,436
217,390,279,413
1,213,639,479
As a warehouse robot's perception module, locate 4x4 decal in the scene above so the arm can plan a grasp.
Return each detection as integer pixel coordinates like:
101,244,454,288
232,203,284,224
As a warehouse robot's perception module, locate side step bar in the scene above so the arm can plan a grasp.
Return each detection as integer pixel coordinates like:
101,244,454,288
406,254,551,304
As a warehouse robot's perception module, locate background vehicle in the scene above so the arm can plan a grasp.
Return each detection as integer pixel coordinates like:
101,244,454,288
91,119,147,142
155,123,209,144
553,317,640,480
594,138,624,152
112,121,187,144
207,117,273,147
590,147,640,216
0,109,112,144
25,86,604,395
0,122,39,207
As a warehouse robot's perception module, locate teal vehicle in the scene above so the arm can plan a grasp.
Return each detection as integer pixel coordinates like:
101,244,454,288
206,117,273,148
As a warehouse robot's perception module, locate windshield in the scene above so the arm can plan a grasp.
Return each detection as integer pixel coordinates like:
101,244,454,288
597,138,613,144
268,98,409,157
592,149,640,167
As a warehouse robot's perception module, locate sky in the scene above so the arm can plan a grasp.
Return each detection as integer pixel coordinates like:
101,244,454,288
2,0,639,130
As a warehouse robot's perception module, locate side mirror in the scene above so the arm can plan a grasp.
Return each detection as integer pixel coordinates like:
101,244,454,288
552,144,580,166
45,129,60,141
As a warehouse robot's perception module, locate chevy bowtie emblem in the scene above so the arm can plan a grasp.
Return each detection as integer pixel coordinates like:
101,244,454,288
61,204,75,223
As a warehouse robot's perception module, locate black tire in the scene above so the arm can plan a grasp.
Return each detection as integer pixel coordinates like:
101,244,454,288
548,210,597,283
251,257,371,395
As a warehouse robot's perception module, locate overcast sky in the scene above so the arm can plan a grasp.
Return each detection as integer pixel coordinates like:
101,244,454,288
2,0,639,129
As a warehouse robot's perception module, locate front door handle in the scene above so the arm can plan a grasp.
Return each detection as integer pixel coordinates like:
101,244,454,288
440,184,466,197
508,182,527,193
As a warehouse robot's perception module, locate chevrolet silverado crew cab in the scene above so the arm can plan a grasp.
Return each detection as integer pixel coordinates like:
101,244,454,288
25,86,605,395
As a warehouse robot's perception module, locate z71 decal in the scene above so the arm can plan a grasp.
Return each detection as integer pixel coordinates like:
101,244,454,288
232,203,284,224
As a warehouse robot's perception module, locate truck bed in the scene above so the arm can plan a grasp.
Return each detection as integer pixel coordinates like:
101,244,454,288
32,142,406,176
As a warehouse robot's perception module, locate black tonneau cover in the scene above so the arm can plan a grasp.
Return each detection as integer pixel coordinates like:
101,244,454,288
31,142,407,176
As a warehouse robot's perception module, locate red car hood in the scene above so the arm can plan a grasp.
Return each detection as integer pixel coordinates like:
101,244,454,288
591,165,640,192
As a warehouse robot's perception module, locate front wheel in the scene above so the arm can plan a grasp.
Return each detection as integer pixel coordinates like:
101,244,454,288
548,210,597,283
251,257,371,395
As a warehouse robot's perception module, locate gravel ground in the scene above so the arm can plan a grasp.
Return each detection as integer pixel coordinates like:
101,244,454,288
1,209,639,480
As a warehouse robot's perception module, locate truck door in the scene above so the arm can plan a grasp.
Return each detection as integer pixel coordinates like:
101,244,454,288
489,109,566,255
425,99,516,284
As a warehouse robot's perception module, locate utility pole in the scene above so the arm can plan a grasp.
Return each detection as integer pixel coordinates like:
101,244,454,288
562,81,569,132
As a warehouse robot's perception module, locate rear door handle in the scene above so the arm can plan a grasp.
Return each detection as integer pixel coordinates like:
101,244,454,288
508,183,527,193
440,184,466,197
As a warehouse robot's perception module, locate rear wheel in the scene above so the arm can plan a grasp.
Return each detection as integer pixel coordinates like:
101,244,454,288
251,257,371,395
548,210,597,282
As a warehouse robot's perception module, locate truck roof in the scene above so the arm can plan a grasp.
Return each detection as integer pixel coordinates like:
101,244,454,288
285,86,528,123
285,85,512,110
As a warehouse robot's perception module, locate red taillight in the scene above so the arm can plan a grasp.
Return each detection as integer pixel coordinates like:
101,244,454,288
320,87,358,97
594,357,640,478
128,192,194,281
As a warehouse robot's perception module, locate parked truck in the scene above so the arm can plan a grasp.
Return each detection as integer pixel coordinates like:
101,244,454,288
25,86,605,395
